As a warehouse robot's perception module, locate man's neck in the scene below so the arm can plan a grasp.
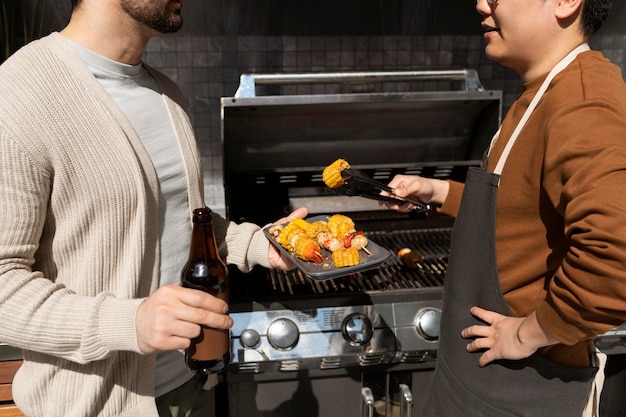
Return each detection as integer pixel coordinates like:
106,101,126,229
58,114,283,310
60,9,155,65
517,35,588,83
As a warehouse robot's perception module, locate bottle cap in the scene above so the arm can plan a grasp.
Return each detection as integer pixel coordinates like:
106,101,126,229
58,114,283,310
193,207,213,222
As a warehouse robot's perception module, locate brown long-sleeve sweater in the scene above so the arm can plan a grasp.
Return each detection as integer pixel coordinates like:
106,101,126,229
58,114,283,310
441,50,626,367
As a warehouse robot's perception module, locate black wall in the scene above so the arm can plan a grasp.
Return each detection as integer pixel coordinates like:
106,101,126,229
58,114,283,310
12,0,626,211
179,0,482,36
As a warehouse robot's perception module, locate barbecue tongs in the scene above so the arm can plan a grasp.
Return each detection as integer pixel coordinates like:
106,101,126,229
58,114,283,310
333,168,439,214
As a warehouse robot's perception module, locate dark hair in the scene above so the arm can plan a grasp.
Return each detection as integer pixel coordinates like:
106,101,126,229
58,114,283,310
581,0,613,36
71,0,81,10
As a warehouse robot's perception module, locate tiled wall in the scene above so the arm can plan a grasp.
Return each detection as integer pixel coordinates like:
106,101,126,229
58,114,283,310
142,34,626,213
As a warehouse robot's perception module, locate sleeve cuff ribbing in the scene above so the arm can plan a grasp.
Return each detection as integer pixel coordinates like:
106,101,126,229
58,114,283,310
98,296,145,354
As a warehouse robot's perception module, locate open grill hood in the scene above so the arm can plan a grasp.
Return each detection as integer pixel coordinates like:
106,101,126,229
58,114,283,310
221,70,502,225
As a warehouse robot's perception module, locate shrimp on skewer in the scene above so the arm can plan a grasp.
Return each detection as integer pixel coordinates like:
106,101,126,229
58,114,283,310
343,230,372,255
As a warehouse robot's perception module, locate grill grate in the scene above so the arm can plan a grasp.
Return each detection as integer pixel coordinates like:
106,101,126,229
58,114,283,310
229,227,451,301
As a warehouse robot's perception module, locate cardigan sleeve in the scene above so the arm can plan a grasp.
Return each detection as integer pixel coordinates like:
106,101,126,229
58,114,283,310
0,133,145,362
210,213,271,272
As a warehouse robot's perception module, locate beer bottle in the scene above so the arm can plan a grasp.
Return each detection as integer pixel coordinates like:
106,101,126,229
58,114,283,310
181,207,230,374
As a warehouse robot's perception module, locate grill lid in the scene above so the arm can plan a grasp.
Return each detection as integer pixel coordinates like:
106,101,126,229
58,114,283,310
222,70,502,223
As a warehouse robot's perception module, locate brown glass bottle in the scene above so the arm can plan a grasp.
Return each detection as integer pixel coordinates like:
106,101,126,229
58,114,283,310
181,207,230,374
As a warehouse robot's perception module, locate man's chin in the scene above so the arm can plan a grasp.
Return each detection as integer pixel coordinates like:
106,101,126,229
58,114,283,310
157,18,184,34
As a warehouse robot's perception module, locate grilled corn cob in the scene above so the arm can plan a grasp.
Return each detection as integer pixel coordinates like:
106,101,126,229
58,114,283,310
332,247,360,267
277,221,305,252
293,234,323,263
289,219,333,248
322,158,350,189
290,218,311,230
276,220,323,263
272,214,368,266
327,214,355,240
304,220,330,238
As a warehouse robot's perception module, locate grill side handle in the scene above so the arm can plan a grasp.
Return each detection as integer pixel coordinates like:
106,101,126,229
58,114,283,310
234,69,485,98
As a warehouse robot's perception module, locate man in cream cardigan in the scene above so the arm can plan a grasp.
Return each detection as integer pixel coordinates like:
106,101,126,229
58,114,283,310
0,0,306,416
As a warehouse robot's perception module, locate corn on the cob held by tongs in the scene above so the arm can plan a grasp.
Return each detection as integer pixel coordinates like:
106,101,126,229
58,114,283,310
322,159,438,214
340,168,438,214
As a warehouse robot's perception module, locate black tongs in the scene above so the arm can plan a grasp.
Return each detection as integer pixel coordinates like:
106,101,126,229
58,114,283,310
334,168,438,214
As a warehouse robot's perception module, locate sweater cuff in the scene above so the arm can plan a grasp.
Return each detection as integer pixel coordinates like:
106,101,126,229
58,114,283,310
223,221,270,272
439,180,463,217
248,229,271,269
535,300,592,346
98,296,145,354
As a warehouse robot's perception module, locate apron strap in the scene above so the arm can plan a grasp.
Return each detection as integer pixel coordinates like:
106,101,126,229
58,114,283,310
581,348,607,417
490,43,590,177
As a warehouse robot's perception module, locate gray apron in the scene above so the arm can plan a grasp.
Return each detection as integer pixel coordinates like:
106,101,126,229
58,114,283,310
421,44,600,417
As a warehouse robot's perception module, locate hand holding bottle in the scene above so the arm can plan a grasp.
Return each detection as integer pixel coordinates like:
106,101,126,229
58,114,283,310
180,207,231,374
135,283,233,355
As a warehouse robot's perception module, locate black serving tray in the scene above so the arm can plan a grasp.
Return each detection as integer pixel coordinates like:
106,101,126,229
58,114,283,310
263,215,392,281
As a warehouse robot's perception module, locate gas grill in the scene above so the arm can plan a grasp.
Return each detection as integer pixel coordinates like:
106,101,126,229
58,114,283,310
219,71,502,417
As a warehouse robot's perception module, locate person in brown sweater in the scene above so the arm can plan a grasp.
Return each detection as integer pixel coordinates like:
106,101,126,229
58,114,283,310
386,0,626,415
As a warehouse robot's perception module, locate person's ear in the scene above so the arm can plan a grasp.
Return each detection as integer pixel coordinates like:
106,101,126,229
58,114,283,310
555,0,583,21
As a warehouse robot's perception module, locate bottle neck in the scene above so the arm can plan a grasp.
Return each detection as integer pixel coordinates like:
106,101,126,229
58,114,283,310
188,207,221,261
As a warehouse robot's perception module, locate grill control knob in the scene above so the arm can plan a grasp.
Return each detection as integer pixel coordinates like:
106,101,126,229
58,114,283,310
267,318,299,351
342,313,373,346
415,308,441,341
240,329,261,349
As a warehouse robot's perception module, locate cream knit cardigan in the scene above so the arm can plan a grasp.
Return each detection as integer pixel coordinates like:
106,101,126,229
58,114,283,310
0,33,270,417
